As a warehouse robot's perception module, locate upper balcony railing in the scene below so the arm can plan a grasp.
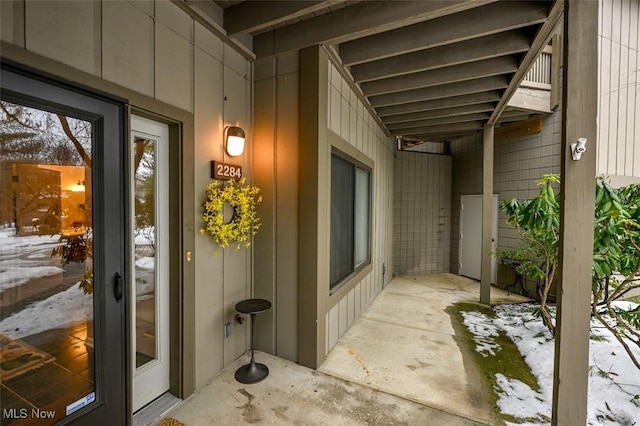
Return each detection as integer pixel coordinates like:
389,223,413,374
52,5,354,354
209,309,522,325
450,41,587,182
521,46,553,91
507,42,558,114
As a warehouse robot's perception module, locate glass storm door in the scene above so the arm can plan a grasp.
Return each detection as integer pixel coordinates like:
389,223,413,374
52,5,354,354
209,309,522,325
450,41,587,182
131,115,170,412
0,66,127,425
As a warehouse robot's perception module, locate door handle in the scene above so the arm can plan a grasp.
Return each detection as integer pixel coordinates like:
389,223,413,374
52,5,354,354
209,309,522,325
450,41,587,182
114,272,124,302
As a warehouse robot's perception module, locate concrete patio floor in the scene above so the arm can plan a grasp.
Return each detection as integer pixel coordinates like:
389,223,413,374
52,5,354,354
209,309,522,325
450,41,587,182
319,273,529,424
161,273,529,425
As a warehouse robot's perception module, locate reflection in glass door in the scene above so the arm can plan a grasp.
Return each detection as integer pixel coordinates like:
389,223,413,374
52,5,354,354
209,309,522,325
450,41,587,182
0,101,95,425
131,115,170,412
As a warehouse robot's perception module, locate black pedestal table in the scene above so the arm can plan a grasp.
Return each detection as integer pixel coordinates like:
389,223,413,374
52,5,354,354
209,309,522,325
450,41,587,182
234,298,272,384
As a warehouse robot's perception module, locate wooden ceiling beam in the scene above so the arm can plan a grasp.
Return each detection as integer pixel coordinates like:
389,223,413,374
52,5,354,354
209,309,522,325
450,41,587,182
383,103,496,124
401,130,480,141
340,0,549,66
376,91,502,117
370,75,509,107
253,0,495,58
386,113,492,131
391,120,486,136
351,29,531,83
361,56,518,96
224,1,342,36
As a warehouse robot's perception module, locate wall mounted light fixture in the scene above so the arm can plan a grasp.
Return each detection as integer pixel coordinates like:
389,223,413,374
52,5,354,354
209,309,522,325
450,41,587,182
225,126,245,157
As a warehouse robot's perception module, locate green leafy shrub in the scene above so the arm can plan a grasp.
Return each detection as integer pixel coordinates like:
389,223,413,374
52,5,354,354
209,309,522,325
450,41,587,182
500,174,640,369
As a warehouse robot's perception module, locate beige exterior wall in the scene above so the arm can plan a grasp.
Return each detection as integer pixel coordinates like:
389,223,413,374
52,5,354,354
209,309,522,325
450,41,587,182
253,52,301,361
325,61,395,353
1,0,253,389
393,152,452,275
253,49,394,363
597,0,640,180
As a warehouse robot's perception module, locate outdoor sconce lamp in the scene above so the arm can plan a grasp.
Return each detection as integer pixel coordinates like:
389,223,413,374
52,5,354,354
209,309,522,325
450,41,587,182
225,126,245,157
571,137,587,161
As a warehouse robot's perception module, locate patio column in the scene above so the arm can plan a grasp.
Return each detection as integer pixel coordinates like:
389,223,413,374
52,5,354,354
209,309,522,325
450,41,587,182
552,1,598,424
480,124,494,305
298,46,329,369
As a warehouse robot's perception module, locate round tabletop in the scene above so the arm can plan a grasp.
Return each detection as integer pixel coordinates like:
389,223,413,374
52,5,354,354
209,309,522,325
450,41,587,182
235,298,271,314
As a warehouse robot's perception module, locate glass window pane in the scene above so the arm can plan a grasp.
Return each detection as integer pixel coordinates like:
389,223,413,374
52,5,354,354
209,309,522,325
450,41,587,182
0,101,95,424
354,167,370,268
134,137,157,368
330,154,354,287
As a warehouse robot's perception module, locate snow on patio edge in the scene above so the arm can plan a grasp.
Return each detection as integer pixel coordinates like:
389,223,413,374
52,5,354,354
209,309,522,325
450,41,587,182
462,302,640,425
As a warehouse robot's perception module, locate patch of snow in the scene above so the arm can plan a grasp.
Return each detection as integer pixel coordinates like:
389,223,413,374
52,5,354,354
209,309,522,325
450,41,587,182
135,257,155,297
0,283,92,339
462,310,500,356
1,229,63,292
134,227,155,245
135,256,155,270
495,373,549,423
0,265,64,291
463,302,640,425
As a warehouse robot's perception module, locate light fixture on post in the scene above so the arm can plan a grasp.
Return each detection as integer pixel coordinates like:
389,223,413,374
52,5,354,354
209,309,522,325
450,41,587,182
225,126,245,157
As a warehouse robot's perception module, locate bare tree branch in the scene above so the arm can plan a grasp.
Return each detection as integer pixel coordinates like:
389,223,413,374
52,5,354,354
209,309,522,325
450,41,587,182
134,140,151,173
57,115,92,169
1,102,39,131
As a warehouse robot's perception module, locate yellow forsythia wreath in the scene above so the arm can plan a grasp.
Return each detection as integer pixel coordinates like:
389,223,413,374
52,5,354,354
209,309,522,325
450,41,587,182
199,178,262,249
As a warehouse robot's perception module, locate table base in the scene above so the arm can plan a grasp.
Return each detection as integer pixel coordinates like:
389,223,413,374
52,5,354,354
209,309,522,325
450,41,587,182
235,362,269,384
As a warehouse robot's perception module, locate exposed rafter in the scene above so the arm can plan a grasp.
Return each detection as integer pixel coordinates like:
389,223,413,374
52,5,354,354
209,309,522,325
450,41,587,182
382,103,497,124
369,75,510,107
340,0,549,65
351,29,531,83
253,0,495,58
386,113,492,131
224,1,343,36
376,91,502,117
404,130,480,142
392,121,486,136
488,0,563,125
361,56,519,96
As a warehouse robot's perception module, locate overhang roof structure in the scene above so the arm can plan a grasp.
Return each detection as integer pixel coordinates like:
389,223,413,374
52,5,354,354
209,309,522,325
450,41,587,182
175,0,561,143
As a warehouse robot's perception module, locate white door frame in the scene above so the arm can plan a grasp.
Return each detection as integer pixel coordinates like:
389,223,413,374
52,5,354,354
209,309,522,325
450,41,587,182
130,115,170,412
459,194,498,284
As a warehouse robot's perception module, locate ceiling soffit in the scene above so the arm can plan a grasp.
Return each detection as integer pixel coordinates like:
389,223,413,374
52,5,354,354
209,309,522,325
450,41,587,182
192,0,562,142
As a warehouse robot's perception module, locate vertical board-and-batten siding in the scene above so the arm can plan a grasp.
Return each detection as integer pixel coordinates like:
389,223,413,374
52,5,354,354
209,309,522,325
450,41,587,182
0,0,253,389
253,52,301,362
325,61,395,353
597,0,640,179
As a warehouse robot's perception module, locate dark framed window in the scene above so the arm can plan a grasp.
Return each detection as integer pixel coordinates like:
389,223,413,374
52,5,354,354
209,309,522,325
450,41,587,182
330,150,371,291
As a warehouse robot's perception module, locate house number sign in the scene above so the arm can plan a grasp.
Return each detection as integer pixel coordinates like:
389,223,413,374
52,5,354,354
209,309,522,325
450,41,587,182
211,161,242,181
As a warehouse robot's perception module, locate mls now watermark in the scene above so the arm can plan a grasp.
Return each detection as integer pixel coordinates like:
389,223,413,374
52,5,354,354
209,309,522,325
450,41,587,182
3,408,56,420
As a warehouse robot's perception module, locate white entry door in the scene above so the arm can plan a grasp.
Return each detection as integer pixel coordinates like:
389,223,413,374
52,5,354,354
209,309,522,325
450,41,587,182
459,195,498,284
131,115,170,412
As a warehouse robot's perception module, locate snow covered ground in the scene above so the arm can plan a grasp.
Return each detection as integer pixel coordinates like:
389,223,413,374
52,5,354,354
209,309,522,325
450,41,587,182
0,229,62,291
0,227,155,338
463,303,640,425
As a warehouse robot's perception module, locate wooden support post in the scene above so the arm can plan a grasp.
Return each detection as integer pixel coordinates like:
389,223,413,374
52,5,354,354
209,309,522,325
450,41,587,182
552,1,598,424
298,46,328,369
480,124,494,305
